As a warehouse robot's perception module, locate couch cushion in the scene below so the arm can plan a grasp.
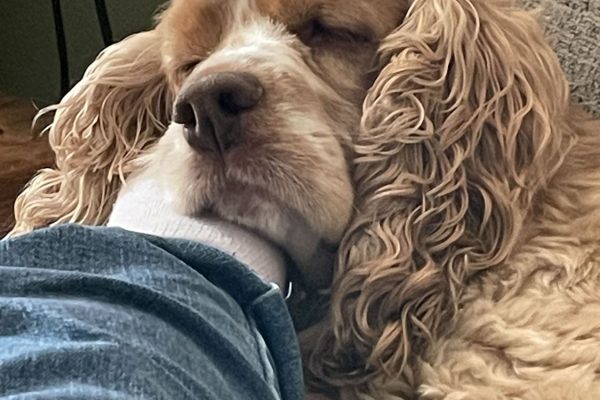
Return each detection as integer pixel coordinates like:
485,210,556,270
521,0,600,117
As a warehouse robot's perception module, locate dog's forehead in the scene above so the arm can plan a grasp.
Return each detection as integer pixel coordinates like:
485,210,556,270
160,0,409,66
258,0,408,36
165,0,407,37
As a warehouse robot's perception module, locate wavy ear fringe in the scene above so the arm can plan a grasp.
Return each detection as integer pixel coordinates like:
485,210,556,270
306,0,575,396
10,30,172,236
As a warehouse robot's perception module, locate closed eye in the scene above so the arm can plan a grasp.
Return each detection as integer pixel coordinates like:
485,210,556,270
178,58,204,76
294,19,371,47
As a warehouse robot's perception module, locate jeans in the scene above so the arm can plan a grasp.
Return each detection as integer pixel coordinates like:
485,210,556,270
0,225,303,400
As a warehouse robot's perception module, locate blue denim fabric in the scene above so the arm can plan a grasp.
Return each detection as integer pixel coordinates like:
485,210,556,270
0,225,303,400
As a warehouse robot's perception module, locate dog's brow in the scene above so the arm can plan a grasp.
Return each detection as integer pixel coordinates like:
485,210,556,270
254,0,390,39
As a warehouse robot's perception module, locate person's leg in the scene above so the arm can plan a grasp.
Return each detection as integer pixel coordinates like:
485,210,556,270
0,224,303,400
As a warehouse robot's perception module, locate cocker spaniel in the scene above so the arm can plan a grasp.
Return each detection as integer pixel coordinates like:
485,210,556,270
10,0,600,399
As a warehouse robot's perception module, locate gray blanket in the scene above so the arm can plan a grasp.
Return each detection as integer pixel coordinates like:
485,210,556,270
521,0,600,117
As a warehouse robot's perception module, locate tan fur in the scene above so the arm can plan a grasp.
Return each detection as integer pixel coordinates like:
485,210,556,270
9,0,600,399
415,112,600,399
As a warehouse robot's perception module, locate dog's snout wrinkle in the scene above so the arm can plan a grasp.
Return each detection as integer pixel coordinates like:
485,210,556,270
173,72,264,154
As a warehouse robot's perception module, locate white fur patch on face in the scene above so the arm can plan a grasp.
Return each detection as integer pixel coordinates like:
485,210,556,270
192,1,341,103
200,0,295,65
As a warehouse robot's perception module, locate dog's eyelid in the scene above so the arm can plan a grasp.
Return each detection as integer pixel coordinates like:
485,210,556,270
294,18,371,46
179,58,204,74
322,18,374,42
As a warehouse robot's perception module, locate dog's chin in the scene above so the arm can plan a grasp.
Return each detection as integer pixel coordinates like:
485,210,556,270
190,180,338,290
220,180,346,290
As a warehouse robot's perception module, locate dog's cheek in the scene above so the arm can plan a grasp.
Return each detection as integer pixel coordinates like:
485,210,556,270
310,41,379,105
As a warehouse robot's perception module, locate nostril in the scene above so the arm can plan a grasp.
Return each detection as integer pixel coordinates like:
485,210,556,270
218,88,264,115
218,92,241,115
217,75,264,115
173,101,196,127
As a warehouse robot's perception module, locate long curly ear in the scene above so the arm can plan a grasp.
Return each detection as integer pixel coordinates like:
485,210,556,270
307,0,574,395
10,30,172,236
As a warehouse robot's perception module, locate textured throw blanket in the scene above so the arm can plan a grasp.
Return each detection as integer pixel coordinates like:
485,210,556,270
521,0,600,117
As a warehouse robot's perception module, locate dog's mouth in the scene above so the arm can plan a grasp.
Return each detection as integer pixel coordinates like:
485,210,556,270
194,179,339,290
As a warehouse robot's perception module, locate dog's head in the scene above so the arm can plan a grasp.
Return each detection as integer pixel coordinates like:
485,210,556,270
151,0,411,286
12,0,410,288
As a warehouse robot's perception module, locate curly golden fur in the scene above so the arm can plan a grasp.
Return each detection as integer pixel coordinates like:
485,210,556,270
304,0,600,399
8,0,600,399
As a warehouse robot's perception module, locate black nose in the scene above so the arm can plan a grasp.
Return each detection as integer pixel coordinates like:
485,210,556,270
173,72,264,154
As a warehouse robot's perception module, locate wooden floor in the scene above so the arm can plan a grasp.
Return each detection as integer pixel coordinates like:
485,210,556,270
0,93,54,237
